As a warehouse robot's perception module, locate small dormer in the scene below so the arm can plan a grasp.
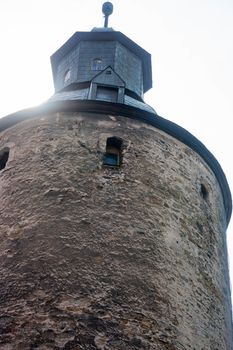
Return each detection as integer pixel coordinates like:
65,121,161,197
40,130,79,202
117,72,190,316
89,66,125,103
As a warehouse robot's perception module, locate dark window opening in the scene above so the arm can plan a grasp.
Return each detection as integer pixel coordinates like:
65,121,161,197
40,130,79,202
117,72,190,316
92,58,103,71
96,86,118,103
200,184,208,200
103,153,119,166
103,137,123,167
0,147,10,171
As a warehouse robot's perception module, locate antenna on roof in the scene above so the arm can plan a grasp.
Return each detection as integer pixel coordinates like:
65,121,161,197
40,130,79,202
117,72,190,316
102,2,113,28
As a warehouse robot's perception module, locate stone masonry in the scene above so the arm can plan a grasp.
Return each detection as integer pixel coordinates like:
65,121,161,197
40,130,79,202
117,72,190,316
0,112,232,349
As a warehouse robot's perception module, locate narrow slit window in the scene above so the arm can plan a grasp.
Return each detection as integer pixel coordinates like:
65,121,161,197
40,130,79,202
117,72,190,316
200,183,208,200
0,147,10,171
103,137,123,167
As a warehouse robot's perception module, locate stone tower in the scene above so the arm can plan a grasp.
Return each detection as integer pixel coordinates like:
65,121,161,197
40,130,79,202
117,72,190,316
0,3,232,349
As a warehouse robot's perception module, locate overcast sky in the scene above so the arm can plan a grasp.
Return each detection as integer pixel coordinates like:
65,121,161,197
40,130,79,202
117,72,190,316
0,0,233,292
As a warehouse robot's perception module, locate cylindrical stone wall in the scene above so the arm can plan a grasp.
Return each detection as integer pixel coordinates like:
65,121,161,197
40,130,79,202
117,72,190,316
0,112,232,349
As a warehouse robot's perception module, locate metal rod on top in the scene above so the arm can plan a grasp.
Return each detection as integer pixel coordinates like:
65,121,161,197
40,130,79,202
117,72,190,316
102,2,114,28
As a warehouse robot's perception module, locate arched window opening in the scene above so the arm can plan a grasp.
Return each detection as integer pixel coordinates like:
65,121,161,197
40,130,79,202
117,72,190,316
103,137,123,167
92,58,103,71
64,69,71,83
0,147,10,171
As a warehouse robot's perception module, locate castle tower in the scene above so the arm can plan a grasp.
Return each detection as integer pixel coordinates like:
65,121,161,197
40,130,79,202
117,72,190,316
0,3,232,349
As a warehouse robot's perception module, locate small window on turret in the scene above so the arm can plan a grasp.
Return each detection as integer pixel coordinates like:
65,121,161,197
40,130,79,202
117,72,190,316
92,58,103,71
103,137,123,167
64,69,71,83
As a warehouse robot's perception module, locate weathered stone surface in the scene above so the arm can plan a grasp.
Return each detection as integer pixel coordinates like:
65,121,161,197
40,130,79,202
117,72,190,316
0,112,232,349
